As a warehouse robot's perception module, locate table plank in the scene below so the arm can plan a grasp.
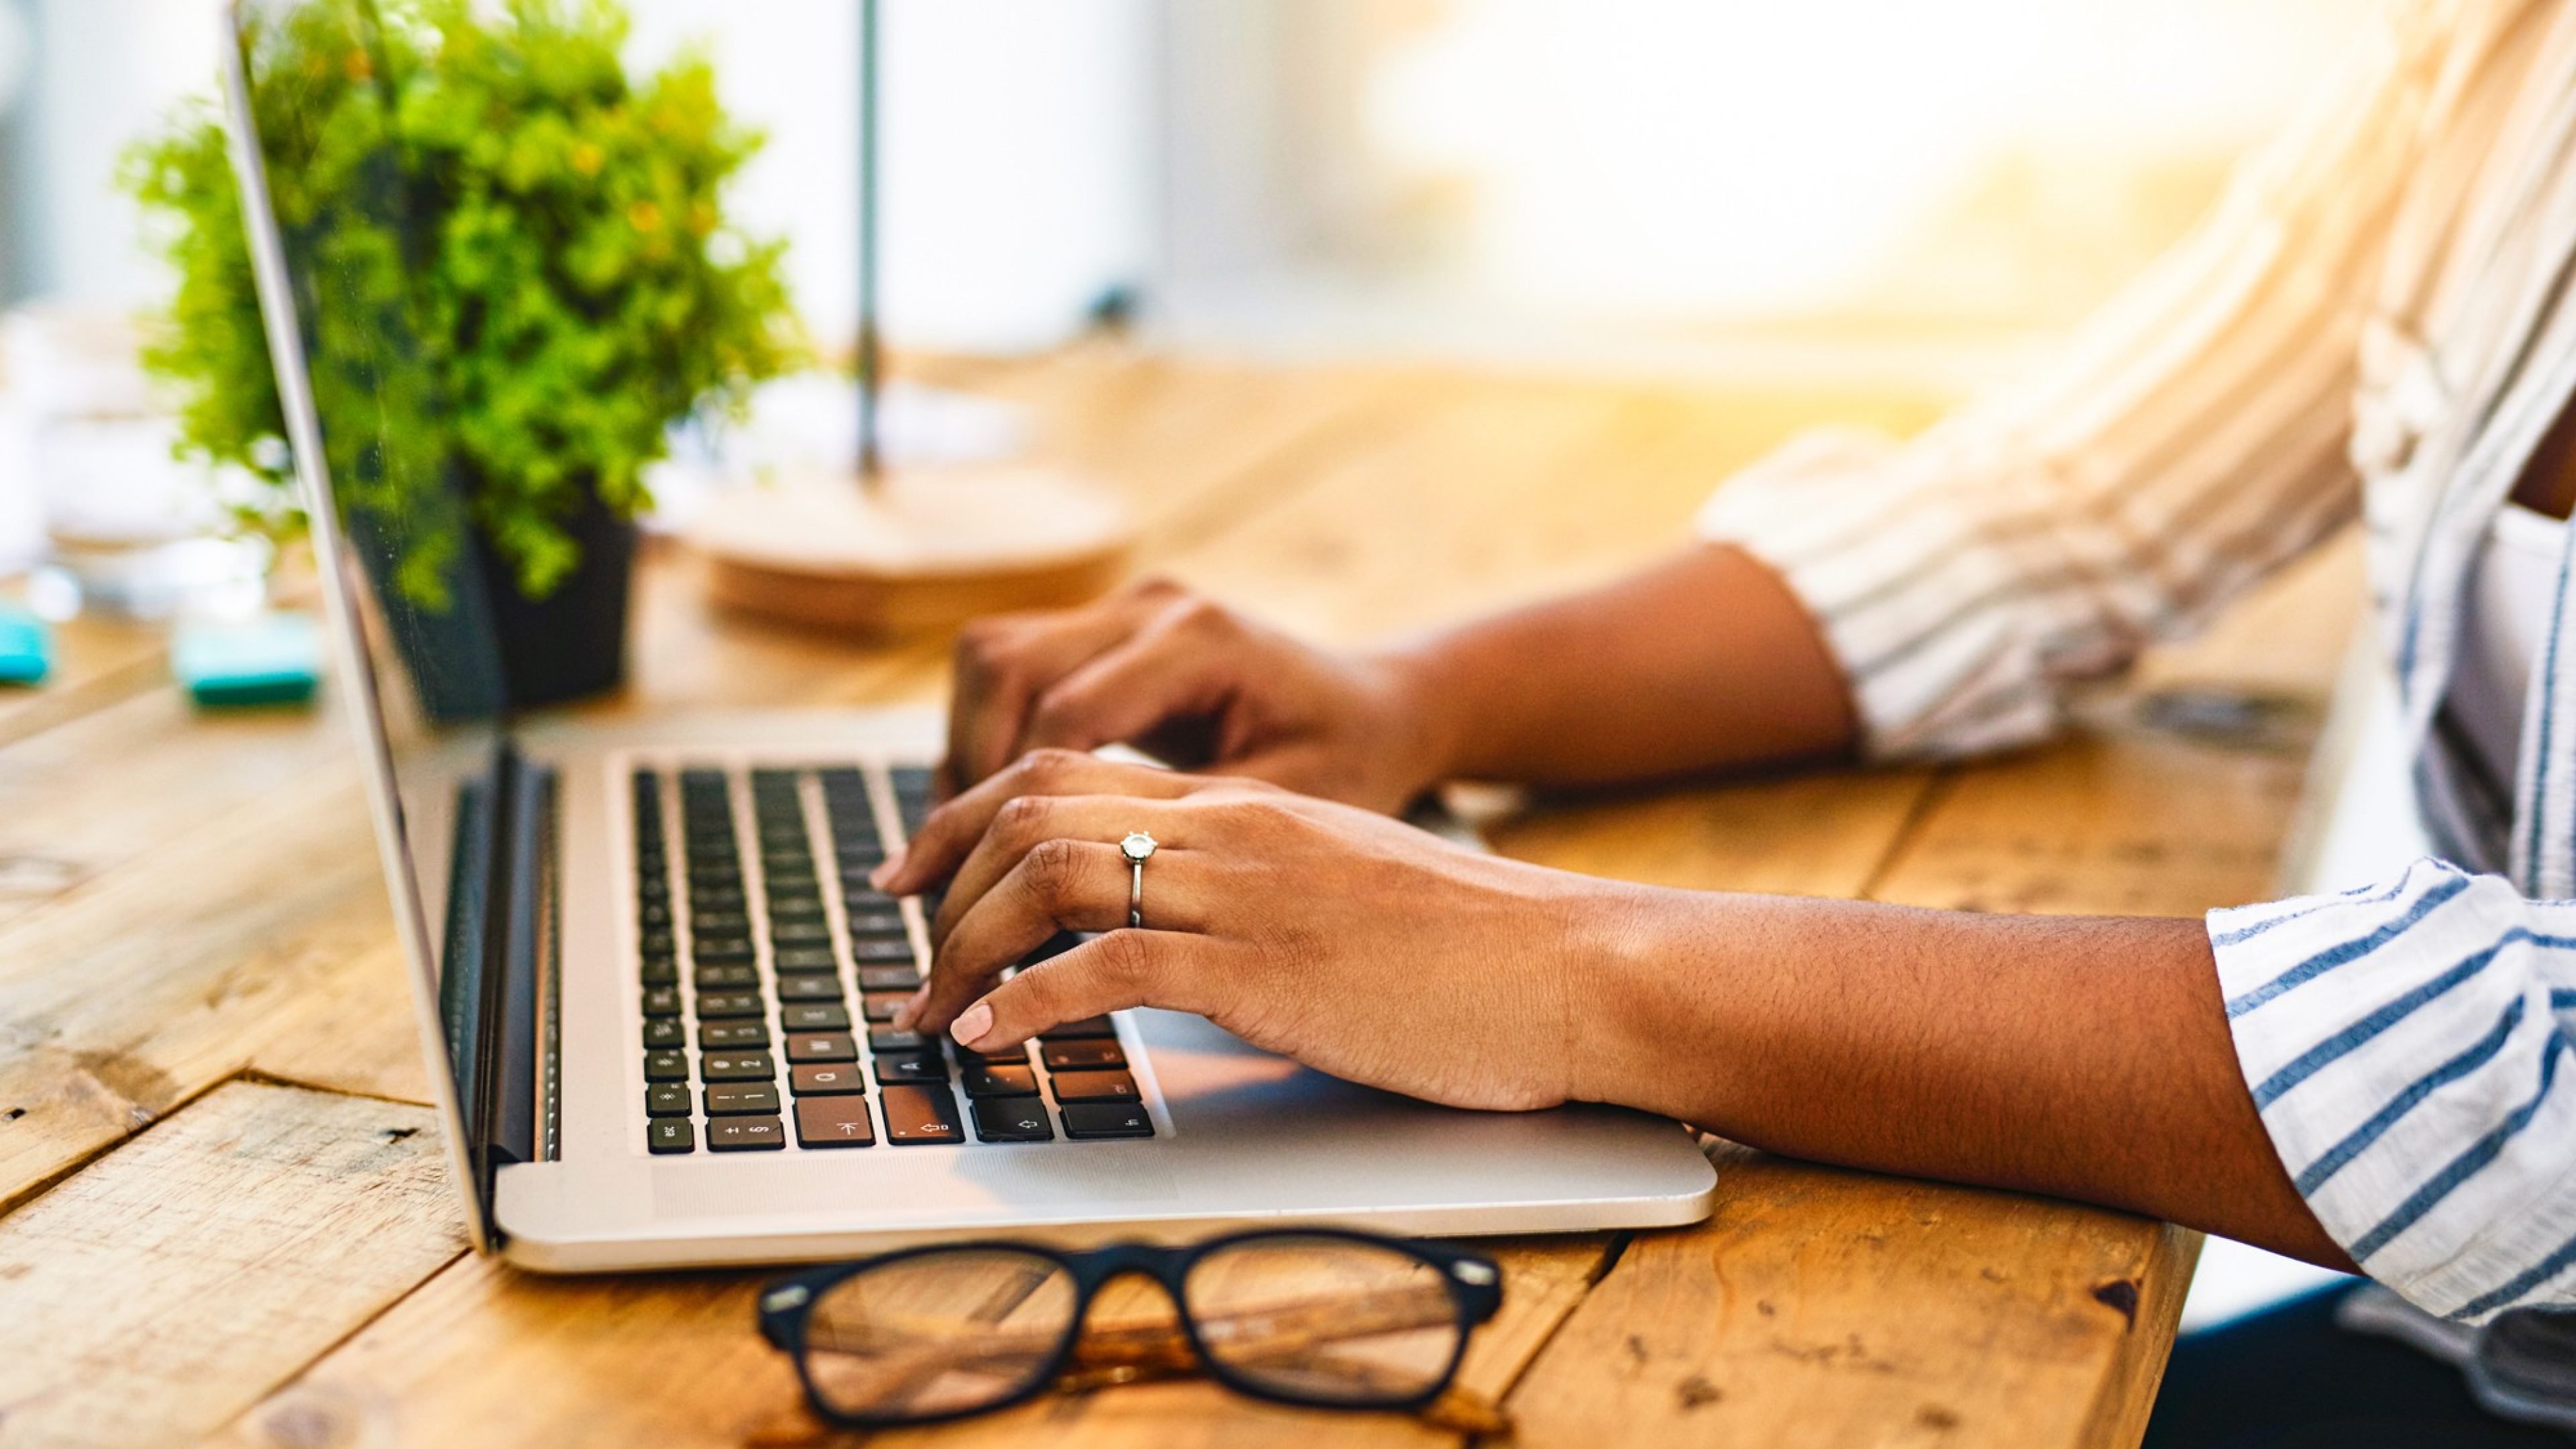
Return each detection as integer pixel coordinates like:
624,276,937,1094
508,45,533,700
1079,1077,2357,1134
1508,1148,2198,1448
0,1081,464,1449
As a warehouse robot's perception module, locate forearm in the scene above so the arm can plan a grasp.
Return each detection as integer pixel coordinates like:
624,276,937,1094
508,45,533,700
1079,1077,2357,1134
1383,544,1858,789
1576,888,2354,1269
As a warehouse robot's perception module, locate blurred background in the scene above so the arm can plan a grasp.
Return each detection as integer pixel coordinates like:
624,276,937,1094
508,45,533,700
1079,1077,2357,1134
0,0,2379,1325
0,0,2357,368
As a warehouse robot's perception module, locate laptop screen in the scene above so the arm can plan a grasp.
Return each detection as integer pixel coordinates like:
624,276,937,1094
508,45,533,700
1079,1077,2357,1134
223,0,527,1247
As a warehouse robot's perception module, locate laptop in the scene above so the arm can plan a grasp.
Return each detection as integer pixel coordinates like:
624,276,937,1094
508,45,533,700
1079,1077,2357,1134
218,0,1715,1271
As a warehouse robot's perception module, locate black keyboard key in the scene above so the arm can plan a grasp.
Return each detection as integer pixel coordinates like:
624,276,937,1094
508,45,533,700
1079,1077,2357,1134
972,1096,1055,1143
773,947,839,975
1061,1103,1155,1140
953,1042,1027,1067
795,1095,876,1148
1049,1069,1140,1105
879,1085,963,1145
639,930,676,959
690,886,746,912
778,975,843,1003
767,895,828,922
763,867,819,892
874,1050,949,1084
705,1081,782,1116
962,1063,1038,1098
687,863,745,887
1041,1016,1119,1041
867,1027,928,1053
648,1119,694,1154
786,1031,859,1064
845,908,908,936
639,957,679,987
700,1051,775,1082
769,922,833,949
639,901,672,930
689,910,750,936
861,991,913,1022
782,1003,851,1030
708,1116,788,1152
646,1083,691,1116
700,1021,771,1050
791,1063,867,1095
857,965,922,992
836,841,886,867
638,877,670,904
1042,1041,1127,1073
642,1018,685,1050
642,985,682,1017
696,991,765,1019
694,964,759,991
692,937,756,963
850,938,917,965
644,1050,688,1081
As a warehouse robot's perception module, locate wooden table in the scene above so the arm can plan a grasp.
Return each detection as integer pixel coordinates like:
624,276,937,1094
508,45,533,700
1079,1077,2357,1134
0,347,2361,1448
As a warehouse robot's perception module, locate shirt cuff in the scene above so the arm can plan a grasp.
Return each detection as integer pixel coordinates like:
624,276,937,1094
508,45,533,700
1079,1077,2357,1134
2209,859,2576,1321
1696,425,2063,763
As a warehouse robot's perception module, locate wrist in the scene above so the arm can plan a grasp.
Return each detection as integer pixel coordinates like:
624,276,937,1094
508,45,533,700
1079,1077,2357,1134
1364,634,1481,796
1554,879,1694,1112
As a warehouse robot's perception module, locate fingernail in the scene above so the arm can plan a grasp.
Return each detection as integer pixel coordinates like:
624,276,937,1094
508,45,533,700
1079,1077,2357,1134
869,851,903,890
951,1002,994,1048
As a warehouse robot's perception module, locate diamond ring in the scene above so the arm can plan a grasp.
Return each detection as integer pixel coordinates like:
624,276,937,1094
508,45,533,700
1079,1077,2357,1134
1120,831,1157,929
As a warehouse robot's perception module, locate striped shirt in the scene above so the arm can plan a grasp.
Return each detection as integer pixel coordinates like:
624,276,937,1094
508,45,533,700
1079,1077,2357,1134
1699,0,2576,1324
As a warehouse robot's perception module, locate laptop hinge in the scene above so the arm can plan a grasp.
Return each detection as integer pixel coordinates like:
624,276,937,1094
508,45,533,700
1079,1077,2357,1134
464,741,555,1243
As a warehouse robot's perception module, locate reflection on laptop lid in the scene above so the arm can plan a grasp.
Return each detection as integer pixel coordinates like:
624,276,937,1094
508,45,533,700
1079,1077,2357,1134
220,0,537,1252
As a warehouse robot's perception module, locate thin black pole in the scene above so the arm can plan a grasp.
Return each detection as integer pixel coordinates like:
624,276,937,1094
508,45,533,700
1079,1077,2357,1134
856,0,882,486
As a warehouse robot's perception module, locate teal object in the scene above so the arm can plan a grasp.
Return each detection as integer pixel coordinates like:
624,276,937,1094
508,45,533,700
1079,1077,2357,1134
0,606,48,685
172,612,323,708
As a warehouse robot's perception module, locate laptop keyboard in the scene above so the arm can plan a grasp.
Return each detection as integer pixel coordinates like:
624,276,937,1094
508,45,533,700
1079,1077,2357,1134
630,762,1155,1155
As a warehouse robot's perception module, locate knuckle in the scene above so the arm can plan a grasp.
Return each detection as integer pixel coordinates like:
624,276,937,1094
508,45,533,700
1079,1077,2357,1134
1092,928,1160,994
992,793,1055,845
1020,837,1086,912
1018,747,1086,791
1126,576,1185,602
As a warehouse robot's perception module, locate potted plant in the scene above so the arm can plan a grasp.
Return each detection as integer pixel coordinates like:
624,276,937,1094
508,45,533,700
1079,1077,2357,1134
125,0,799,714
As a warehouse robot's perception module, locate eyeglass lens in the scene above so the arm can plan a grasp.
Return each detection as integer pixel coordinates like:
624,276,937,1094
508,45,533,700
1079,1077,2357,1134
804,1248,1079,1420
1181,1234,1466,1405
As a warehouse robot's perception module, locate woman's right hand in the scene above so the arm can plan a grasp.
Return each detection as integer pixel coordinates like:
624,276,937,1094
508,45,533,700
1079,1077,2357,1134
937,579,1452,814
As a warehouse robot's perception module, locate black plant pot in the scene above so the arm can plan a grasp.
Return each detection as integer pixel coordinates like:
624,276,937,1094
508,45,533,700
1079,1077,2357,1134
470,490,636,711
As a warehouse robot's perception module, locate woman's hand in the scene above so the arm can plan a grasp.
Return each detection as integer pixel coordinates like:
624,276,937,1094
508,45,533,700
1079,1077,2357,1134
937,580,1451,814
875,749,1646,1112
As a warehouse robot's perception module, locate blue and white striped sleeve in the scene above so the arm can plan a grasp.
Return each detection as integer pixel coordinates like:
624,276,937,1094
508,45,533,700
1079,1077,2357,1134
2212,858,2576,1322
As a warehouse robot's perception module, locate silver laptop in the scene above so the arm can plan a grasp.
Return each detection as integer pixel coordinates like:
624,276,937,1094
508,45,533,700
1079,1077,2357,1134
219,0,1714,1271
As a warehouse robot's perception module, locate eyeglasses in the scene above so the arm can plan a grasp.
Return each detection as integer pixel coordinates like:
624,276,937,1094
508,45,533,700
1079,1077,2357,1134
756,1229,1509,1433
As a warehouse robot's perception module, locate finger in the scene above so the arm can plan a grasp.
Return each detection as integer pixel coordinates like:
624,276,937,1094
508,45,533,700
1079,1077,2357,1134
943,586,1175,792
876,748,1193,896
906,837,1216,1034
947,929,1239,1053
927,792,1198,951
1020,608,1236,759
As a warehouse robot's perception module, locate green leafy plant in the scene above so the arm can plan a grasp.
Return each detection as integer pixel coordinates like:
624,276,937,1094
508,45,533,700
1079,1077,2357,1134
124,0,799,605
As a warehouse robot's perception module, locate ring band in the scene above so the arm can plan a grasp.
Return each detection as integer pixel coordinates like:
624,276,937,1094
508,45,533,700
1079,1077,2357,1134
1120,831,1157,929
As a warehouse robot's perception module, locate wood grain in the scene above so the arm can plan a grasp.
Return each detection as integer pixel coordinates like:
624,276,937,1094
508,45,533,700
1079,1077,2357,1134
0,1081,465,1449
1507,1147,2193,1448
0,609,170,754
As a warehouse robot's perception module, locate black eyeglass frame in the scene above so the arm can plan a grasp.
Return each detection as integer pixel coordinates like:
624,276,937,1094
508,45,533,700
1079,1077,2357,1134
756,1227,1506,1429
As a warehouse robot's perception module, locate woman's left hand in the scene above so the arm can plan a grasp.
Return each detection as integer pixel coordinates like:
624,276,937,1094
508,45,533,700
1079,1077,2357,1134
873,749,1646,1112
